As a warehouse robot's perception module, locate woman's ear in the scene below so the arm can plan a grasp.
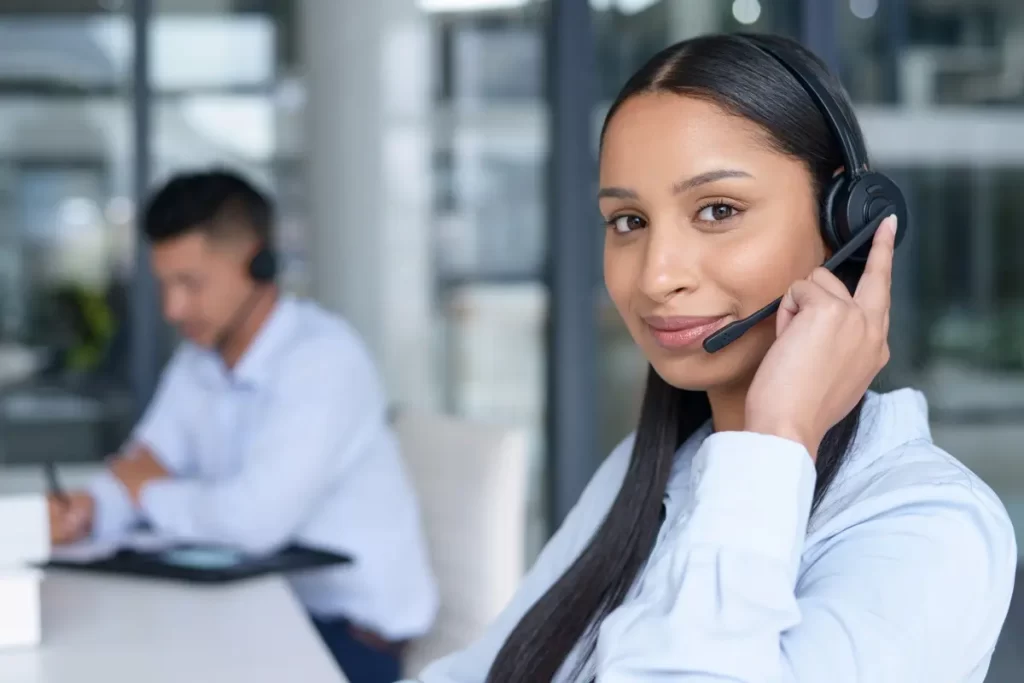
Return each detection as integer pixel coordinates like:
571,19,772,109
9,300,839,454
831,164,869,177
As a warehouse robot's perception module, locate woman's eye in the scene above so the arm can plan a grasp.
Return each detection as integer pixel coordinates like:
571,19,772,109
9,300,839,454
610,215,647,234
697,203,737,222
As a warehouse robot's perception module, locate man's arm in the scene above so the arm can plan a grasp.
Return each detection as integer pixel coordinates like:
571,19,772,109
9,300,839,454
109,447,171,505
136,338,383,554
88,348,193,539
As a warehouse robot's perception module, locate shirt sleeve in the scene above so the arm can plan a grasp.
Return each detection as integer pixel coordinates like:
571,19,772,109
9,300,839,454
594,431,1018,683
86,346,195,539
137,337,387,555
131,347,195,474
404,436,636,683
86,469,138,540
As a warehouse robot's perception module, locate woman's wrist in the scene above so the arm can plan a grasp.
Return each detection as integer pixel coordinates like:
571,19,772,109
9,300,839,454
743,418,819,460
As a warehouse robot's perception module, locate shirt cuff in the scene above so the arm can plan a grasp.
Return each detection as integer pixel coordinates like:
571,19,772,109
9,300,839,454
87,472,138,540
685,431,816,582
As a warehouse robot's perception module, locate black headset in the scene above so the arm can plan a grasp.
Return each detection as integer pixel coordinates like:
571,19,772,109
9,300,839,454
248,245,278,284
702,38,909,353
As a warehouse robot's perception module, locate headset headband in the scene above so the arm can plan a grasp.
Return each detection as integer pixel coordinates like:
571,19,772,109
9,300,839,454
748,40,868,178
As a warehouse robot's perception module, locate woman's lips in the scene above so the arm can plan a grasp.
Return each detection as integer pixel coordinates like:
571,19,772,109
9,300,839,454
644,316,728,349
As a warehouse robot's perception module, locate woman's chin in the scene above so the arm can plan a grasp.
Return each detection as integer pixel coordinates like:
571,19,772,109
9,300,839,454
648,356,727,392
646,345,767,393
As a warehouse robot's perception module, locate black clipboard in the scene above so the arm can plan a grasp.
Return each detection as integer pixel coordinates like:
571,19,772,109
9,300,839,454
45,543,351,584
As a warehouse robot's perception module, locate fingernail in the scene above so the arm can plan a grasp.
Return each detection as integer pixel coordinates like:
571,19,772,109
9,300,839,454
886,214,898,236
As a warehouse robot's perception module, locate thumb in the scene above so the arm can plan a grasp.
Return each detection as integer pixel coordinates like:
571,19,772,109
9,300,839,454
776,295,795,336
775,281,804,336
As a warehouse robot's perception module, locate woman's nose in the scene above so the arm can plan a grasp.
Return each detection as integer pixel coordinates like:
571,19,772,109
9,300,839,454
637,223,700,303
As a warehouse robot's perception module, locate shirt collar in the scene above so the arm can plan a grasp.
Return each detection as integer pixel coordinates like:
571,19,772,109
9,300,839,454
233,295,298,388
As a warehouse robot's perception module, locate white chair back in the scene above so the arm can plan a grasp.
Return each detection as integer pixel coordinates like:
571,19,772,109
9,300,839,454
395,411,530,677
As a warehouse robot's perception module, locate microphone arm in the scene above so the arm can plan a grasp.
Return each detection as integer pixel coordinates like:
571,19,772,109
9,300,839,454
702,209,892,354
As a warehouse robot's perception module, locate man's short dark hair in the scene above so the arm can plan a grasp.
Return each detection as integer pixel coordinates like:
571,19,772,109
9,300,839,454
142,169,274,245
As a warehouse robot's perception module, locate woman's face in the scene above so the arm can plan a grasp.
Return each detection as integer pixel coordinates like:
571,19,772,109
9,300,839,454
601,92,827,392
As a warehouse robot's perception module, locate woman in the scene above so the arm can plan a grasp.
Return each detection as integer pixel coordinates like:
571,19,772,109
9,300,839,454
407,33,1017,682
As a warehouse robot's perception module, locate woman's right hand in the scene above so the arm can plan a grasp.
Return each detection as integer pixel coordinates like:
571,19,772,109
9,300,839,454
744,215,897,458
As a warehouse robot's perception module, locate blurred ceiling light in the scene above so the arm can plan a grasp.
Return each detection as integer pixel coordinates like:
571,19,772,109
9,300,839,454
850,0,879,20
732,0,762,25
611,0,661,13
57,197,100,230
419,0,530,11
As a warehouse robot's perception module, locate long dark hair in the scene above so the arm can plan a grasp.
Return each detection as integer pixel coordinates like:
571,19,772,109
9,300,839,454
485,33,868,683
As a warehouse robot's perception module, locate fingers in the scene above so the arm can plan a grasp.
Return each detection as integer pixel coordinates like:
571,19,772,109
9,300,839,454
854,214,897,317
49,495,91,545
809,267,852,300
776,213,896,338
50,506,76,544
777,278,842,336
782,278,846,311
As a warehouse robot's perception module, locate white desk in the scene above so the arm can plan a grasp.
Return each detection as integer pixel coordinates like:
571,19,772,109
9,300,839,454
0,570,347,683
0,465,346,681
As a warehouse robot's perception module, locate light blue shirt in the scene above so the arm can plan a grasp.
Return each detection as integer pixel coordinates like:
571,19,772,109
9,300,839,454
408,389,1017,682
87,296,439,640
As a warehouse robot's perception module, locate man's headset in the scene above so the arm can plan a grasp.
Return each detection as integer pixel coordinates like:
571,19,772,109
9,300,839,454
702,38,909,354
213,244,278,354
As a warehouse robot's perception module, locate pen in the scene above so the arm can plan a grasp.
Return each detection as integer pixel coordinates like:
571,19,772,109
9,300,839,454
45,460,69,507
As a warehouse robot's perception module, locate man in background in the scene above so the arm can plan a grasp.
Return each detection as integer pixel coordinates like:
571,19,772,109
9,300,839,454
49,169,438,683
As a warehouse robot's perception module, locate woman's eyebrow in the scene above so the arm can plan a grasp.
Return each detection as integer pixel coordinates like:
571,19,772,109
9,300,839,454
598,168,753,201
672,168,753,194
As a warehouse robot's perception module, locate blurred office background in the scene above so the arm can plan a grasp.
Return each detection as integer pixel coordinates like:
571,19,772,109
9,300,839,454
0,0,1020,676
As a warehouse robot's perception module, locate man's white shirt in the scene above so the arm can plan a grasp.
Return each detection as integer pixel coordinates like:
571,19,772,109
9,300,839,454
88,296,439,640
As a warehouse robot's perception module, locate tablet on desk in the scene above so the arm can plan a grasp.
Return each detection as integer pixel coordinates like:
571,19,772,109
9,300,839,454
45,541,351,584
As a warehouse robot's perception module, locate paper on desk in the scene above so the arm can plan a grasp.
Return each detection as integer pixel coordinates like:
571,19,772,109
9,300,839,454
0,494,49,566
0,568,42,649
50,531,178,564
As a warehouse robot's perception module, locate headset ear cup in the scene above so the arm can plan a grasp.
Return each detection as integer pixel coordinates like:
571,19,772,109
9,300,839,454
823,171,909,264
822,175,849,254
840,171,909,262
248,248,277,283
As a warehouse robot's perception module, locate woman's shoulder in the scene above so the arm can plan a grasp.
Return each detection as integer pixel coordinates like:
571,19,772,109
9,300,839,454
811,387,1016,565
795,389,1017,677
825,388,1007,502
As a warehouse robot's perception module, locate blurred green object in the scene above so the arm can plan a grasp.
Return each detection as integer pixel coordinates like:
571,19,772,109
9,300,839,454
47,284,115,373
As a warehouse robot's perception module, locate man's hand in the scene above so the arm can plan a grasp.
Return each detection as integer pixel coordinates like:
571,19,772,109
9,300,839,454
110,451,170,504
49,492,94,545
